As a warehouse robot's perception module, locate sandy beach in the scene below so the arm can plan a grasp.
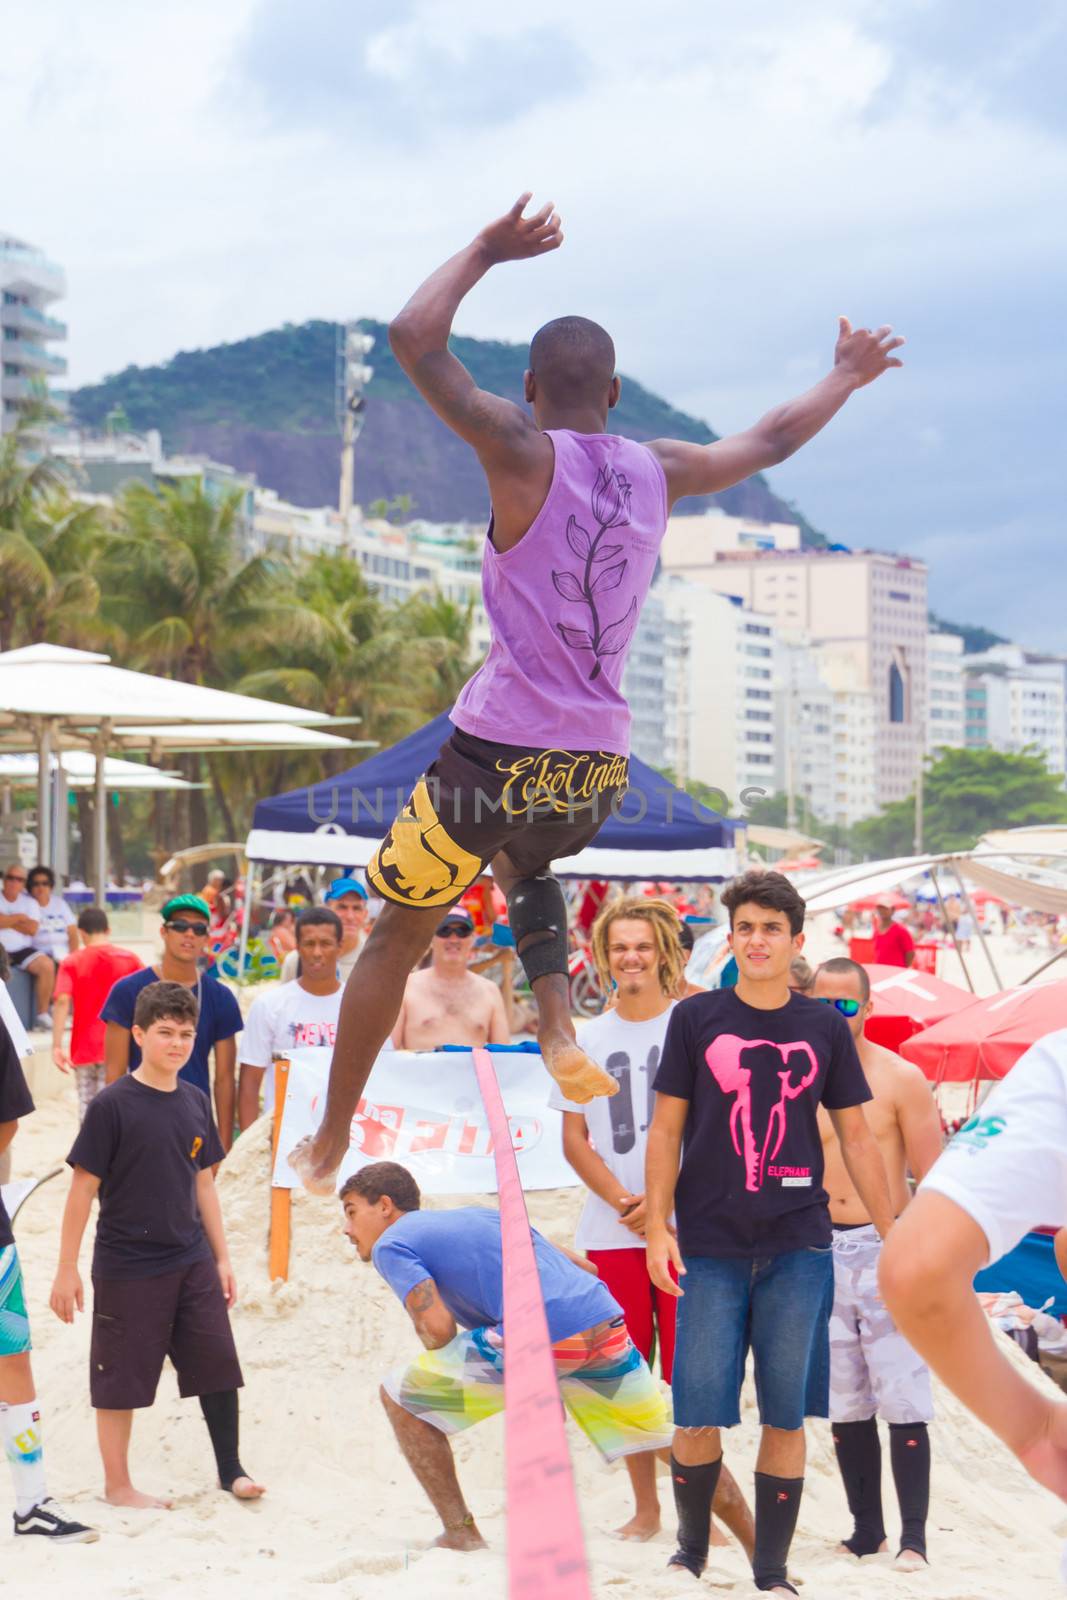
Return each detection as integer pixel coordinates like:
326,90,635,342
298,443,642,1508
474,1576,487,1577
6,910,1067,1598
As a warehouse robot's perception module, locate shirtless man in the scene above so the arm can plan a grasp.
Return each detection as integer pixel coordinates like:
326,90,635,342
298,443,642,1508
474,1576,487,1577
392,912,509,1051
813,958,943,1572
292,192,905,1195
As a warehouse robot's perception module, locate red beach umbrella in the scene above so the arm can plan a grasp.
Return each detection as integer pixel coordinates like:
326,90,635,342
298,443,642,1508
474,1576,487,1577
860,964,974,1054
900,979,1067,1082
850,890,910,912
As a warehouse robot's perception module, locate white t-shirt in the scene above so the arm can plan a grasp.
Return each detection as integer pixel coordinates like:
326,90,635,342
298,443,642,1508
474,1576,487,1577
549,1004,675,1251
955,912,975,940
240,981,344,1114
30,894,76,961
0,892,38,954
921,1028,1067,1266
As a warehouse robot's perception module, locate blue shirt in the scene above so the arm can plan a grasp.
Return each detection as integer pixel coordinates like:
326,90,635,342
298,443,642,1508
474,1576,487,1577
101,968,243,1097
372,1206,620,1343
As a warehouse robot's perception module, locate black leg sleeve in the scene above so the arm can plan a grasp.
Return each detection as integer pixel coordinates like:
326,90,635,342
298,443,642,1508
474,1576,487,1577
753,1472,803,1593
889,1421,930,1560
199,1390,246,1490
667,1453,722,1578
505,871,569,984
832,1417,887,1556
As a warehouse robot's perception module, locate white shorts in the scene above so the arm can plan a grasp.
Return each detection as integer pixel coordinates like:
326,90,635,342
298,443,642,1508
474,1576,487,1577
921,1029,1067,1266
829,1224,934,1425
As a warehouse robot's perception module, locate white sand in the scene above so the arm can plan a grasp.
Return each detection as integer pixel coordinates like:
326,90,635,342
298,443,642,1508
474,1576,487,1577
7,913,1067,1596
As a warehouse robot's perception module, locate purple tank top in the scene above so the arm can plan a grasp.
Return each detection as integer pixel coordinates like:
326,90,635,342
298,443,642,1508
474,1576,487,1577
452,430,668,756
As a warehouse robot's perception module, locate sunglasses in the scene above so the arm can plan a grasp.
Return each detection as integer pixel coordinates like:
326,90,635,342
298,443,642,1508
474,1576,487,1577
814,996,863,1017
28,878,49,889
436,923,473,939
5,873,26,883
165,919,209,937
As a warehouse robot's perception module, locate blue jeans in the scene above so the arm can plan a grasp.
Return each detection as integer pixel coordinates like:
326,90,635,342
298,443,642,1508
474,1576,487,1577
672,1247,834,1431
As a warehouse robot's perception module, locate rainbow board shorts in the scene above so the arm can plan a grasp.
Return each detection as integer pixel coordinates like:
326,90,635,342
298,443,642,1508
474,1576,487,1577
383,1313,672,1463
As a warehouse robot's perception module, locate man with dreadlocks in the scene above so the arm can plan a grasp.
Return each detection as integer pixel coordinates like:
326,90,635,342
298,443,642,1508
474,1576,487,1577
551,896,755,1555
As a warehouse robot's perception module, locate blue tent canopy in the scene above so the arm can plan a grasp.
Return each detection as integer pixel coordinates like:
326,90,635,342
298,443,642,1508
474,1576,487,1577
246,712,740,881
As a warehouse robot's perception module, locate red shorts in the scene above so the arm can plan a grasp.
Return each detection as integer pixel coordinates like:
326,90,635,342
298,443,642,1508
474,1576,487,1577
587,1247,678,1383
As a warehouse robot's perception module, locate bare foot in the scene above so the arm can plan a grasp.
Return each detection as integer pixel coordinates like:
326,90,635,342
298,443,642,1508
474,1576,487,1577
432,1524,487,1552
893,1548,928,1573
542,1036,618,1103
227,1476,266,1500
709,1518,730,1548
836,1539,888,1558
105,1485,173,1510
611,1511,661,1541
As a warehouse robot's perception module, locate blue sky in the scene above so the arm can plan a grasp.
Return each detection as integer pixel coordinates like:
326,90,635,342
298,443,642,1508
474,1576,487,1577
4,0,1064,645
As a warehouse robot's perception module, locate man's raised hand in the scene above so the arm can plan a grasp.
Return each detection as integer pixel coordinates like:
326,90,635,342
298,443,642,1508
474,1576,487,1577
834,317,905,388
476,193,563,266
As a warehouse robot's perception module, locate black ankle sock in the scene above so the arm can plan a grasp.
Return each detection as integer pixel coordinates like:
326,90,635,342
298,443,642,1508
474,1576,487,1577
889,1421,930,1559
832,1417,886,1556
199,1390,246,1489
753,1472,803,1591
667,1452,722,1577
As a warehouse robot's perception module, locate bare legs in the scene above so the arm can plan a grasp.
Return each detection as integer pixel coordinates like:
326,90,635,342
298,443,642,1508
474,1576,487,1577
380,1387,485,1550
291,902,443,1191
96,1410,173,1509
618,1449,754,1556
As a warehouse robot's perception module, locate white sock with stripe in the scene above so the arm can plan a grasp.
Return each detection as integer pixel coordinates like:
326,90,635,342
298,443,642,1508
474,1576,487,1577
1,1400,48,1515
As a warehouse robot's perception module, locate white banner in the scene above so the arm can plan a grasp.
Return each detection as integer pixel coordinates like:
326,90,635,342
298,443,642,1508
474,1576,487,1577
272,1046,580,1195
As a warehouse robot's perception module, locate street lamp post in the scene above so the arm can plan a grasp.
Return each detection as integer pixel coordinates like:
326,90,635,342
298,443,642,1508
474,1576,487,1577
337,324,374,523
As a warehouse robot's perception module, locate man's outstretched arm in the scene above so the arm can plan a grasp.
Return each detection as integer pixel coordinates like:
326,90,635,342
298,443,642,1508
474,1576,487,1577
389,193,560,464
649,317,904,507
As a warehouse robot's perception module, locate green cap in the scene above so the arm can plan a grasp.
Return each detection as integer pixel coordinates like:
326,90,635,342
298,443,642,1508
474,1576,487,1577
161,893,211,923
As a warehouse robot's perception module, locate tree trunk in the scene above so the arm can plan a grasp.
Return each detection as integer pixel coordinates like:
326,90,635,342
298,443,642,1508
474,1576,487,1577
187,753,211,888
75,791,95,885
206,753,239,841
107,795,126,886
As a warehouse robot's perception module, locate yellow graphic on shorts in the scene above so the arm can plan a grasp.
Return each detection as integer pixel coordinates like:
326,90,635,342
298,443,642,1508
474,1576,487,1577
369,779,482,908
189,1135,203,1161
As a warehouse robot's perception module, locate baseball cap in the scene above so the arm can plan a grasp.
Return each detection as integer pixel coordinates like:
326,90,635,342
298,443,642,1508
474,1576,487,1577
324,877,368,903
437,911,474,933
161,893,210,923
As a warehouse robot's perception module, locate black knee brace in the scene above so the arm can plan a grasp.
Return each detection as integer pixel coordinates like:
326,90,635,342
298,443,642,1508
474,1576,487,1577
507,870,569,985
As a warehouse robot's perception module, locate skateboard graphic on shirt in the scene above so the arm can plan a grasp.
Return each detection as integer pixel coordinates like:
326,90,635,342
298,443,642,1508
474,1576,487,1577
603,1045,661,1155
704,1036,819,1193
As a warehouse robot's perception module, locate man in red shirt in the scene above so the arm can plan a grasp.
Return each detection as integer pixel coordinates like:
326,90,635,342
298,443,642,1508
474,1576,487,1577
52,908,142,1121
872,902,915,969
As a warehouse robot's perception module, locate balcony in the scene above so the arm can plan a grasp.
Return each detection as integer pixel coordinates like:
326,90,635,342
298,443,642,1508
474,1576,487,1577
5,342,67,375
0,302,67,340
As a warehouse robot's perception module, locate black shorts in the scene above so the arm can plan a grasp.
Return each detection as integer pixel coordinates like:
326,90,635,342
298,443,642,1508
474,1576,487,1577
90,1255,243,1410
8,947,46,968
367,728,628,910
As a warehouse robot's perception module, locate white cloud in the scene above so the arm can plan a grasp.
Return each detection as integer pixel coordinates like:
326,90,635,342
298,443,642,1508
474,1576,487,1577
2,0,1063,644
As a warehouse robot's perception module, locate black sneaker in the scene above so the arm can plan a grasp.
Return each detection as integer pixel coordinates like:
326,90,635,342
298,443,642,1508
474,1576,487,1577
13,1499,100,1543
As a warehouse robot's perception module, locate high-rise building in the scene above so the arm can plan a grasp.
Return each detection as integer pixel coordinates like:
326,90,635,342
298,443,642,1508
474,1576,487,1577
663,578,777,811
670,546,927,814
1,233,68,433
926,632,966,755
964,645,1066,775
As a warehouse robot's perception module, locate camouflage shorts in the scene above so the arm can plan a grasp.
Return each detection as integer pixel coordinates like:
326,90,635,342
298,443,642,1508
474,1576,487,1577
828,1225,933,1425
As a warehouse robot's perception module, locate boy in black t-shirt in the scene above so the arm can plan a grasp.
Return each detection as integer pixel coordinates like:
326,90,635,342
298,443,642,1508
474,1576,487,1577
646,871,893,1596
49,982,264,1508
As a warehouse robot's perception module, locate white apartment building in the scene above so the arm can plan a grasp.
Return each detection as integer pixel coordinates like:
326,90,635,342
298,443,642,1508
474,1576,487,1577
623,588,673,773
661,509,801,579
774,639,878,829
670,546,927,815
1,233,67,433
964,646,1066,775
927,631,966,755
663,578,777,810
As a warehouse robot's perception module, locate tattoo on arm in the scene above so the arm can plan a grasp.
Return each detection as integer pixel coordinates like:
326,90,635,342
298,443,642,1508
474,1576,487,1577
406,1280,437,1314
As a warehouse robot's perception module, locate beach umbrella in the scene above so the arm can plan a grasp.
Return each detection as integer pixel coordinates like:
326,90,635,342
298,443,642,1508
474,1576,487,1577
900,979,1067,1082
860,964,973,1053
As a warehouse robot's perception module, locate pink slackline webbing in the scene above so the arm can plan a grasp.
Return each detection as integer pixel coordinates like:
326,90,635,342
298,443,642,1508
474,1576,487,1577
471,1048,593,1600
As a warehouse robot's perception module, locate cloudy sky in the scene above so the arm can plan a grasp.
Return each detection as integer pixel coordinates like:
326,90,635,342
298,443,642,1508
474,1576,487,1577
4,0,1064,645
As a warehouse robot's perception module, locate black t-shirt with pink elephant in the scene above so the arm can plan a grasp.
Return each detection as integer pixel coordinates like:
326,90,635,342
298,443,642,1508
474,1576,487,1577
654,989,871,1258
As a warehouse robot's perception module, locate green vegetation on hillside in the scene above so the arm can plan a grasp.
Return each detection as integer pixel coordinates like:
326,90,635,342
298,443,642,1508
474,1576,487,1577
928,610,1008,654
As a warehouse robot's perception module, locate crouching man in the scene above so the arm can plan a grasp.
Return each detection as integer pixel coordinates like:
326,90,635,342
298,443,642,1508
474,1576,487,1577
341,1160,674,1549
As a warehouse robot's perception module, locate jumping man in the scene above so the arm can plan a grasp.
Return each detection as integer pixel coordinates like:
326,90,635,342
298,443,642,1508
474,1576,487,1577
294,195,905,1193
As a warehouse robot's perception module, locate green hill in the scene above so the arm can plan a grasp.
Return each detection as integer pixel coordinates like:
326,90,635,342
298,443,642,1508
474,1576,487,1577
70,320,823,531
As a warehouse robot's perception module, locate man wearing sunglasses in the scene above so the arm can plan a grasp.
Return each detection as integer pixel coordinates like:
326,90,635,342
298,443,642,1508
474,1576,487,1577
812,958,943,1573
391,912,509,1052
101,895,242,1147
